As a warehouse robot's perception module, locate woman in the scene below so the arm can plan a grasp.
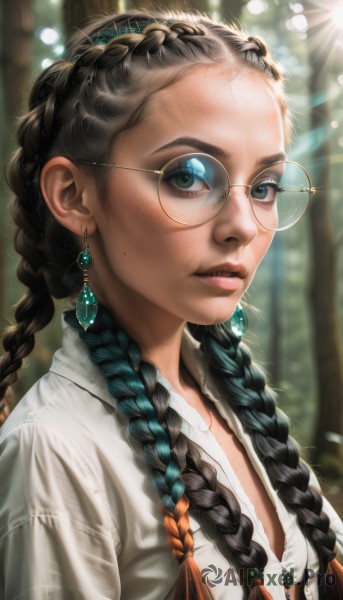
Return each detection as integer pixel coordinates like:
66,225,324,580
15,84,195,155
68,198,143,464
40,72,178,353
0,9,342,600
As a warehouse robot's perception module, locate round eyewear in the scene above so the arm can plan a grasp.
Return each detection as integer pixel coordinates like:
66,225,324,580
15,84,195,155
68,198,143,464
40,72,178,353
84,153,315,231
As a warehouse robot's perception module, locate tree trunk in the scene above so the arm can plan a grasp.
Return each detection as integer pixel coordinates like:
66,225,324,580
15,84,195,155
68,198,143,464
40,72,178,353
1,0,32,119
305,2,343,476
63,0,120,33
267,6,287,388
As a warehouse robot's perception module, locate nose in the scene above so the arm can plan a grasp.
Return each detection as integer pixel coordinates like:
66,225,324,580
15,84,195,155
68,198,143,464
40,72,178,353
212,184,259,245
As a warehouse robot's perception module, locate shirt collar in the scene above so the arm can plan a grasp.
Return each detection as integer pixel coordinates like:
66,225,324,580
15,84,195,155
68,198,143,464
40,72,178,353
49,314,245,442
49,315,210,414
49,315,114,406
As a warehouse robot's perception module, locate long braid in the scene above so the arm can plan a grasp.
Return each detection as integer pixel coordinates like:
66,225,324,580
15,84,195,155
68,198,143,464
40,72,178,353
195,323,343,596
65,307,276,599
2,9,338,599
0,60,83,405
64,307,213,600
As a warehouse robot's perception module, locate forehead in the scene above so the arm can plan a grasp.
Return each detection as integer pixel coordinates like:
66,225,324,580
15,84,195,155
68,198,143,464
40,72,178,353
114,64,284,160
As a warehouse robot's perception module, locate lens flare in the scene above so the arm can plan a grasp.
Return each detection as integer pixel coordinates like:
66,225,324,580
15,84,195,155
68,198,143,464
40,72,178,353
332,4,343,28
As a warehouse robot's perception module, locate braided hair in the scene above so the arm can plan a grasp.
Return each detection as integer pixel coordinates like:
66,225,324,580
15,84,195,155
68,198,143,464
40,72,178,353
1,9,342,600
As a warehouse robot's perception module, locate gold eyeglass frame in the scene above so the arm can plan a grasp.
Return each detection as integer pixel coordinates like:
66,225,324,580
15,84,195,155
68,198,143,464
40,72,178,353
81,153,316,231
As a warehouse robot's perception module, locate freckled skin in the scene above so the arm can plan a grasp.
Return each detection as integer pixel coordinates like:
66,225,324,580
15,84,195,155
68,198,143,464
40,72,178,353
86,64,284,347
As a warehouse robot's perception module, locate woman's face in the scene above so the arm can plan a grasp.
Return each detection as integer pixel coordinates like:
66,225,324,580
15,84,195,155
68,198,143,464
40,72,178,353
88,64,284,331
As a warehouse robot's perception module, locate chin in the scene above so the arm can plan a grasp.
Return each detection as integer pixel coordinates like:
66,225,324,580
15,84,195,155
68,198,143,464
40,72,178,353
186,308,236,327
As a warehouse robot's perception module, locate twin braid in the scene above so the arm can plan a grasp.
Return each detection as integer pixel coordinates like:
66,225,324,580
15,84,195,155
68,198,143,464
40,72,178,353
65,307,276,599
197,324,341,583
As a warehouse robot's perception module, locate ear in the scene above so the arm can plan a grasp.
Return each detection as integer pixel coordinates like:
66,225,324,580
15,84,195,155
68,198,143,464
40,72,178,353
40,157,97,236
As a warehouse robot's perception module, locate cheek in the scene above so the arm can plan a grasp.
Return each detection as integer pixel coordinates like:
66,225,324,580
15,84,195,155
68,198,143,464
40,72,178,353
99,189,189,278
102,182,160,245
254,231,275,265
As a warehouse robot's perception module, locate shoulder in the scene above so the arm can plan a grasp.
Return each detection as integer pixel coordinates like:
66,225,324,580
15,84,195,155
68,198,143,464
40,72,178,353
0,361,128,545
0,365,132,490
0,368,115,451
0,364,165,545
0,377,123,598
0,378,121,542
1,316,119,452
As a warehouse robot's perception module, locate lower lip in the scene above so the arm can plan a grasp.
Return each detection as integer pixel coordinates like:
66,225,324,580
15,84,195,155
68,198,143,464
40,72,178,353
194,274,243,291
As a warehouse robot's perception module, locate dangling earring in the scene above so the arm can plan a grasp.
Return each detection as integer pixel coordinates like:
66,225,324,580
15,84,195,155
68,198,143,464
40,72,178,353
228,303,248,338
76,229,98,330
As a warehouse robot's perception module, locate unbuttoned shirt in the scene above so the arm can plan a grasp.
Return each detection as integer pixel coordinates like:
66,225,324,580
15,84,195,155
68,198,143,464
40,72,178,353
1,319,342,599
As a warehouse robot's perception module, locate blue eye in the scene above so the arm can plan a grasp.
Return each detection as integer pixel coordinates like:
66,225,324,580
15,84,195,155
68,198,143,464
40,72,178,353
156,153,229,225
162,157,211,197
251,179,283,204
169,168,200,190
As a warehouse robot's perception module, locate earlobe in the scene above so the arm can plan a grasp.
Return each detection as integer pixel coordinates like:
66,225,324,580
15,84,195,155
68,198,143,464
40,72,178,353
40,157,97,236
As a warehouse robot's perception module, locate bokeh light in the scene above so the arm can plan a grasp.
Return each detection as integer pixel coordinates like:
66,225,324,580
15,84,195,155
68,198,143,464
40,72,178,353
41,58,53,69
38,27,60,45
53,45,65,57
289,3,304,14
246,1,268,16
286,14,308,33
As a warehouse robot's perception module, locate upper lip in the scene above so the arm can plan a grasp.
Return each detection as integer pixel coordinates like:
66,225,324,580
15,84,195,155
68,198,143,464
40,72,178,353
195,262,248,277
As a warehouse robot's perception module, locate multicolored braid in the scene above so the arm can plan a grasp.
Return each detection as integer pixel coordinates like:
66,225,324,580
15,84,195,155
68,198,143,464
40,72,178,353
192,323,343,599
65,307,277,600
1,8,342,600
64,307,213,600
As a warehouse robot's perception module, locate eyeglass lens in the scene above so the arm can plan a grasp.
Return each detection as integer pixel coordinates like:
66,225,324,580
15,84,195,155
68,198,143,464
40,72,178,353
158,154,227,226
250,161,310,231
158,154,310,230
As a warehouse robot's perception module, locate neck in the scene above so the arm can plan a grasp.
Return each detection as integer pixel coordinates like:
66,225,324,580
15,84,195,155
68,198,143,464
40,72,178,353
138,323,186,388
100,292,188,390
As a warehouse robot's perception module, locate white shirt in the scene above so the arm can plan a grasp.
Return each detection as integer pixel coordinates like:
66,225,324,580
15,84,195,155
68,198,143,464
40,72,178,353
0,318,342,600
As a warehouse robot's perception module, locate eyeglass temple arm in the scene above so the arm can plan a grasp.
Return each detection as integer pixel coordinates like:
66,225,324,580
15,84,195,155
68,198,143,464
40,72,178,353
86,161,163,175
230,183,316,194
285,187,316,193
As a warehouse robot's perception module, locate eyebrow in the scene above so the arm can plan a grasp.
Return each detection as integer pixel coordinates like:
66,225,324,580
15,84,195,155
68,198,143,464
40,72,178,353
153,137,231,159
153,137,287,166
257,152,287,167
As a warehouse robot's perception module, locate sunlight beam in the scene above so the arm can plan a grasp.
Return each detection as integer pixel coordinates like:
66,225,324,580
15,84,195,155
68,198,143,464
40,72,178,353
332,4,343,28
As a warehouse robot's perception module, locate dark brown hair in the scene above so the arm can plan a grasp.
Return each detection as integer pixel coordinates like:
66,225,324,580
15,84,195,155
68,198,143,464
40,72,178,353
1,9,341,600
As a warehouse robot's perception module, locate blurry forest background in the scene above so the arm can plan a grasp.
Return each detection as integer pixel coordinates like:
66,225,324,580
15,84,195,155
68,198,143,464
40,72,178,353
0,0,343,507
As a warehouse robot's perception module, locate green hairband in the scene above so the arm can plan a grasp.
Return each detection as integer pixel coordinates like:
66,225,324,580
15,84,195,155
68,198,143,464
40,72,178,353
68,21,170,61
93,21,172,45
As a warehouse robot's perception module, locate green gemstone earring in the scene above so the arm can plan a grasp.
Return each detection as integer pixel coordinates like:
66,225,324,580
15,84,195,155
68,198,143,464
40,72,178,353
228,303,248,338
76,229,98,330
